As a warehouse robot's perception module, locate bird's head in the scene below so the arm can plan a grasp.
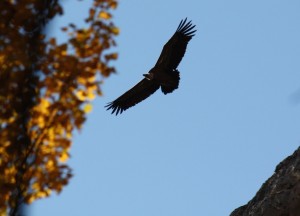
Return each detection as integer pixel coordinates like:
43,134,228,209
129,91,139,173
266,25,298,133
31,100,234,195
143,73,153,80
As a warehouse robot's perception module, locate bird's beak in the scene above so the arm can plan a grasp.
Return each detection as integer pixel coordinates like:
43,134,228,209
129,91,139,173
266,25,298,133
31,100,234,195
143,74,150,80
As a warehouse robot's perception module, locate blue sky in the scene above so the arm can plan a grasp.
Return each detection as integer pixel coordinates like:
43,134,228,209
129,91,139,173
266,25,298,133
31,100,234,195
32,0,300,215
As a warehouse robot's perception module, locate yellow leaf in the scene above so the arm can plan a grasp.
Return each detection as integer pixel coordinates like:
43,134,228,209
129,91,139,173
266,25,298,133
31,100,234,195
37,115,45,128
109,2,118,9
61,50,67,56
32,182,40,191
87,84,98,91
48,127,55,141
76,29,91,41
111,27,120,35
98,11,111,20
46,160,54,171
0,54,5,63
86,90,96,100
78,77,87,85
39,98,50,113
27,195,36,204
36,189,51,198
83,103,93,113
87,75,96,83
75,90,86,101
66,132,72,139
8,116,16,123
0,208,7,216
5,167,16,184
59,151,69,163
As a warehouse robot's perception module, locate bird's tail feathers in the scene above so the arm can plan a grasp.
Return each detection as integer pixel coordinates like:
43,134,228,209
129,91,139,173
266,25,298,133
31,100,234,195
161,70,180,94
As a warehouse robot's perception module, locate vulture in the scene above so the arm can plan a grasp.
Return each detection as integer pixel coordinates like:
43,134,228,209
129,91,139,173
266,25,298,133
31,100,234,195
106,18,196,115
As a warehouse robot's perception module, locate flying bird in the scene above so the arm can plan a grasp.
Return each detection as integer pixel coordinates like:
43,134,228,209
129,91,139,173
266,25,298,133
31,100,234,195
106,18,196,115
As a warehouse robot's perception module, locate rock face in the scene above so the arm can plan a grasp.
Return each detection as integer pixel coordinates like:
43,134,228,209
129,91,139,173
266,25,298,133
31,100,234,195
230,147,300,216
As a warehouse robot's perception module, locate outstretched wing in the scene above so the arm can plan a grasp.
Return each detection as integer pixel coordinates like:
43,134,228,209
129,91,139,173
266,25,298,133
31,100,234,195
155,18,196,70
105,79,160,115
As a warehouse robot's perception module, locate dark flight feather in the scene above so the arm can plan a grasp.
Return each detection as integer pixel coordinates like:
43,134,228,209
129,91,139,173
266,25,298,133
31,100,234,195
155,18,196,69
106,18,196,115
105,79,160,115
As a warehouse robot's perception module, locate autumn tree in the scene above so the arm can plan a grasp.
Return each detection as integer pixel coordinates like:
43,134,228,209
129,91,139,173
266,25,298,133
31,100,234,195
0,0,118,215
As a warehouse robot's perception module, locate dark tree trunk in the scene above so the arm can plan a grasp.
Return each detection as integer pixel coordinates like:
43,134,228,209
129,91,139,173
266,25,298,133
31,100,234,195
230,147,300,216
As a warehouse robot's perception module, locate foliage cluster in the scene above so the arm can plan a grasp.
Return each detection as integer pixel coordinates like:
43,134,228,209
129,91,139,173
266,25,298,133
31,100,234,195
0,0,118,214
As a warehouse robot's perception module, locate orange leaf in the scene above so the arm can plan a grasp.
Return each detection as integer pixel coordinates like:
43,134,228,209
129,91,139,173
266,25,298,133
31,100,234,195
98,11,111,20
83,103,93,113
